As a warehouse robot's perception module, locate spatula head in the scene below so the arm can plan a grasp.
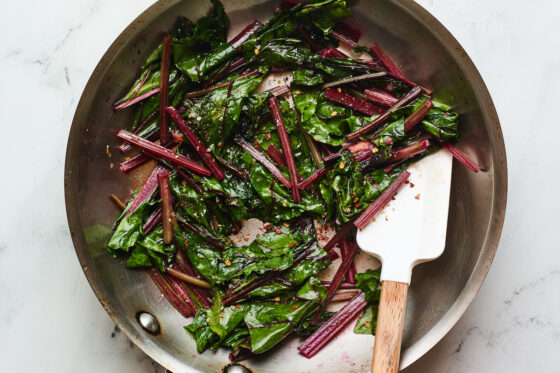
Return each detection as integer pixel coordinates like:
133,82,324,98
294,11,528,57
356,149,453,284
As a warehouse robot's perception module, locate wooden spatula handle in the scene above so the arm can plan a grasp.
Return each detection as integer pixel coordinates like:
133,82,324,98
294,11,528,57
372,280,409,373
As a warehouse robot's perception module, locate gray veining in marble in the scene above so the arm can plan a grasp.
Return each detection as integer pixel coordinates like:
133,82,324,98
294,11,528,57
0,0,559,372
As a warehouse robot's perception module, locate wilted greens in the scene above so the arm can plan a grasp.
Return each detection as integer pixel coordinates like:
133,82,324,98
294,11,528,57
106,0,464,362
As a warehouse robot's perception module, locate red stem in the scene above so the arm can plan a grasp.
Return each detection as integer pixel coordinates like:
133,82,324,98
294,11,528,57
334,21,362,43
348,141,373,154
364,88,398,107
235,137,291,188
270,97,301,203
120,153,151,173
174,254,213,308
157,170,174,245
203,57,246,88
318,46,349,59
368,43,404,78
298,292,367,358
268,85,290,97
229,19,264,49
163,272,198,312
149,269,194,318
440,141,481,172
330,290,361,302
297,166,329,189
312,238,357,323
345,86,422,142
387,139,430,165
143,207,162,234
185,70,259,99
159,36,172,145
323,218,357,253
321,281,356,289
116,130,211,176
404,100,433,132
266,143,286,166
354,170,411,229
126,165,165,216
331,31,358,48
343,240,357,284
113,88,160,112
165,107,225,181
324,88,384,116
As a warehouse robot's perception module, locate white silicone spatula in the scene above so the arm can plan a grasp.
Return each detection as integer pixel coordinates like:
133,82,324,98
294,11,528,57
355,149,453,373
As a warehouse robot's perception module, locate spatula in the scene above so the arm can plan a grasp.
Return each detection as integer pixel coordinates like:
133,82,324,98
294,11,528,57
355,149,453,373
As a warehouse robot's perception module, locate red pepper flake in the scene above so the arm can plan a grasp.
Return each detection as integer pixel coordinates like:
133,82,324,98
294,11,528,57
289,242,296,247
415,193,420,200
265,133,271,140
243,236,249,241
290,305,299,310
274,227,283,234
106,145,112,158
283,222,290,228
263,222,272,230
385,216,388,221
410,182,415,188
225,259,232,266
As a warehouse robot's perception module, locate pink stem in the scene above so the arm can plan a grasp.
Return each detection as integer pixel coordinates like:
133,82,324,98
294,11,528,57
113,88,160,112
297,166,329,189
324,88,384,116
345,86,422,143
404,100,433,132
266,143,286,166
149,269,194,318
163,272,198,312
312,238,357,323
229,19,264,49
331,31,358,48
143,207,162,234
165,107,225,181
126,165,165,216
203,57,246,88
116,130,211,176
298,292,367,358
318,46,349,59
440,141,481,172
354,170,411,229
364,88,398,107
119,153,151,173
333,22,362,43
269,97,301,202
368,43,404,78
235,137,291,188
159,36,172,145
157,170,174,245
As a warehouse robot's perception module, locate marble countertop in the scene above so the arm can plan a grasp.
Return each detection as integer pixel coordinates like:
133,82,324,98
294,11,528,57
1,0,558,371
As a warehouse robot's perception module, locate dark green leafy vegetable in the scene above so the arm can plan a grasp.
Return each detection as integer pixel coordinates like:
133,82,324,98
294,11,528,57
353,269,381,334
106,0,466,361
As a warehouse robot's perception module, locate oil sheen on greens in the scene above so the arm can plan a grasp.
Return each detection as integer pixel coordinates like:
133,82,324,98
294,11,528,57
106,0,460,359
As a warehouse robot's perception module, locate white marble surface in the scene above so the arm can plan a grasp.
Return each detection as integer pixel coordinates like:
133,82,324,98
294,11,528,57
0,0,558,372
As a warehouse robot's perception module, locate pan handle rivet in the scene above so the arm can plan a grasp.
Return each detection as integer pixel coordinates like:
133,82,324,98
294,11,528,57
137,312,160,334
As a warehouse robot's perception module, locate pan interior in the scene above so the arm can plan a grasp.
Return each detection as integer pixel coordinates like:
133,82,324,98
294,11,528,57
65,0,506,372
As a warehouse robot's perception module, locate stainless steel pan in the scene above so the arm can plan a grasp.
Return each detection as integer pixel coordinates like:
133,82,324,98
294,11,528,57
65,0,507,371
